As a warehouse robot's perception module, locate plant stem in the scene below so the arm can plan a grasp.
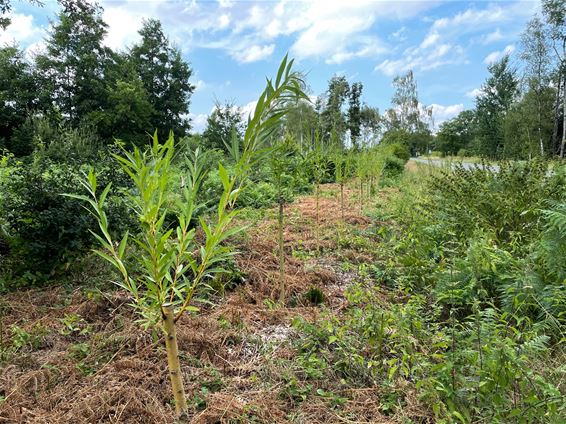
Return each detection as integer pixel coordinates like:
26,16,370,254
359,178,363,213
316,182,320,253
162,304,188,419
340,182,345,222
278,197,285,303
0,313,3,361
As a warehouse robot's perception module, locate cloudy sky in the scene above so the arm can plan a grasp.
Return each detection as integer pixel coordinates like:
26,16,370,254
1,0,541,131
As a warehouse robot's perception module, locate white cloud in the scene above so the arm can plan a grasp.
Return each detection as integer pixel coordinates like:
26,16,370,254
218,0,437,64
218,14,230,29
100,0,236,53
239,100,257,120
390,27,407,42
465,88,483,98
102,6,144,50
430,103,464,127
326,37,387,64
482,28,504,44
194,79,207,92
427,1,536,39
190,113,208,133
232,44,275,63
0,13,43,46
375,43,465,76
484,44,515,64
375,1,534,77
420,32,440,49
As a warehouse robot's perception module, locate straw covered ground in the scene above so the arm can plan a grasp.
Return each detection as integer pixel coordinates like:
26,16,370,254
0,184,425,424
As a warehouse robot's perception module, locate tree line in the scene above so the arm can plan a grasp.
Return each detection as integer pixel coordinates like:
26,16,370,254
437,0,566,159
1,0,565,160
1,0,193,156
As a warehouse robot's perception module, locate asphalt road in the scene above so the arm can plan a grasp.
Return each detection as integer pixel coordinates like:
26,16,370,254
412,157,500,172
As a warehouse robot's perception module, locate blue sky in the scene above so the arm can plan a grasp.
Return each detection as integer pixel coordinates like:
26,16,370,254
1,0,541,132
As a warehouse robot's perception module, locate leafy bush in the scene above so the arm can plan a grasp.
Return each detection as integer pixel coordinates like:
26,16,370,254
382,159,566,324
382,155,405,179
388,143,410,162
0,149,134,287
293,281,565,422
425,160,565,246
457,148,471,157
238,181,278,208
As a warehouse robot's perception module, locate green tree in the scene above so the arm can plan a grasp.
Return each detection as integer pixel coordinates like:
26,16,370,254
475,55,519,158
503,87,556,158
347,82,363,149
320,75,349,143
542,0,566,157
129,19,195,140
35,0,111,127
0,46,39,155
520,15,554,155
0,0,11,28
202,102,244,152
389,70,424,133
87,53,155,145
283,99,318,151
359,105,381,147
436,110,477,156
72,55,307,420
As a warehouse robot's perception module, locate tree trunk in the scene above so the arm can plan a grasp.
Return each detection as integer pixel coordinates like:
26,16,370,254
552,72,562,154
278,198,285,303
561,72,566,158
162,304,188,419
537,86,544,156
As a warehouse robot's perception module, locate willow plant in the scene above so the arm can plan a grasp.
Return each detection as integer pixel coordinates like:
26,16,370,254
309,135,330,252
366,149,385,202
68,55,307,420
334,148,353,222
356,150,370,212
269,135,300,303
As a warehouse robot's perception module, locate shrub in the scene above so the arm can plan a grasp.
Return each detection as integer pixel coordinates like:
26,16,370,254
382,155,405,179
0,149,134,287
238,181,278,208
293,282,564,422
388,143,410,162
424,160,564,246
457,148,471,157
387,160,566,324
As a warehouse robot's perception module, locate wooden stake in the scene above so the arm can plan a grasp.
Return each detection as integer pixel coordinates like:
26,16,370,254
162,303,188,420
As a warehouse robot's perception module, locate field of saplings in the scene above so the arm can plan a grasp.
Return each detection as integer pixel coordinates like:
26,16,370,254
1,0,566,421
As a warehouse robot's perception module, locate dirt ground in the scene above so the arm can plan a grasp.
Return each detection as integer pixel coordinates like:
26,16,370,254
0,184,414,424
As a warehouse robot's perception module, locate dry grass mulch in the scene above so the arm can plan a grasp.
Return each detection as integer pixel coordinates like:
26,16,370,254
0,184,414,424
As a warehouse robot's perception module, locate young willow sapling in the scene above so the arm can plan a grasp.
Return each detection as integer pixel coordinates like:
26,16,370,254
67,55,307,420
269,135,302,303
309,135,330,253
333,148,353,222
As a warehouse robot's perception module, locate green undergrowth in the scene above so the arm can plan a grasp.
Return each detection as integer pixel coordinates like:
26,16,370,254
290,160,566,423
